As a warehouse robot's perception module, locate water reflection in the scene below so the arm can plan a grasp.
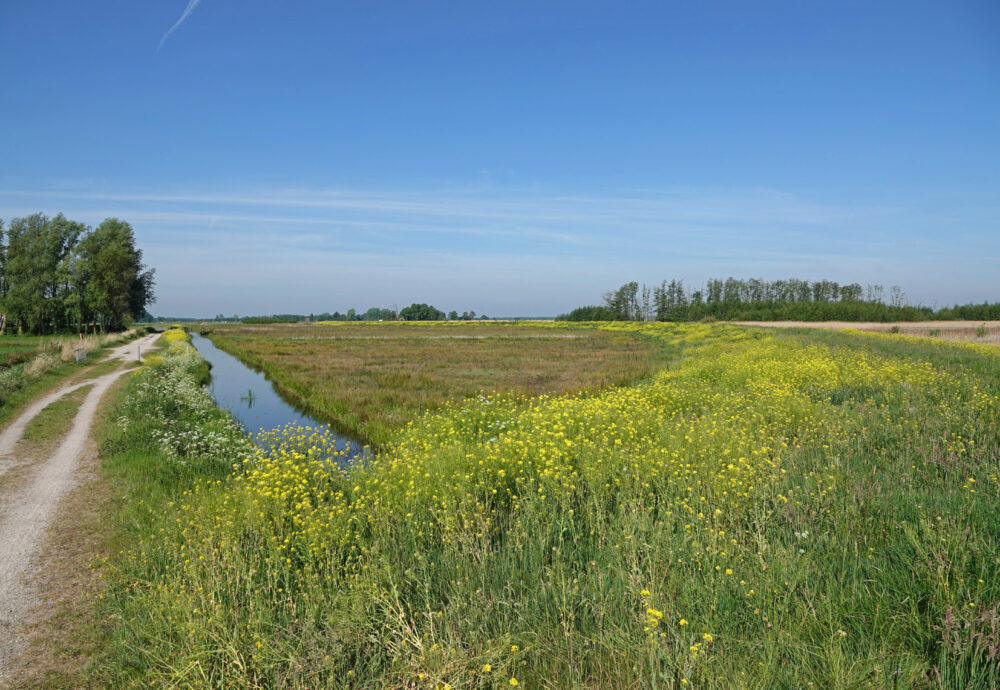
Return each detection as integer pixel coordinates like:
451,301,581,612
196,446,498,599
190,333,367,462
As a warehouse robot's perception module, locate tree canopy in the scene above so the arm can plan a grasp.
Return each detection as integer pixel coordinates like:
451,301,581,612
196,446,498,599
0,213,155,334
399,303,446,321
559,277,998,323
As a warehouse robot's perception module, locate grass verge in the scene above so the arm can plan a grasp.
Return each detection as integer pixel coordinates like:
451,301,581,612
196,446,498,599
0,330,138,430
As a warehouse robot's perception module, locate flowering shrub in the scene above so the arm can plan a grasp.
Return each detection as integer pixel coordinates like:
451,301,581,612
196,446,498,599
110,332,255,472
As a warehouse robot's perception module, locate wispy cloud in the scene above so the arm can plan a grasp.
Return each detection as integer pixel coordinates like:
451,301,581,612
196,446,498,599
0,184,929,261
158,0,203,51
0,186,888,229
2,183,993,314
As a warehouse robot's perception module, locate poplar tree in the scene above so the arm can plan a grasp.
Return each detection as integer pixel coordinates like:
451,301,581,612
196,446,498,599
0,213,154,334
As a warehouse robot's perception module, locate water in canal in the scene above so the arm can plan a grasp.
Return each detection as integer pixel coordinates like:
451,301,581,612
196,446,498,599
190,333,367,460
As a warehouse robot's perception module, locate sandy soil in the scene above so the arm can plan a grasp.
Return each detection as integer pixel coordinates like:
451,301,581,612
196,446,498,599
733,321,1000,346
0,332,160,683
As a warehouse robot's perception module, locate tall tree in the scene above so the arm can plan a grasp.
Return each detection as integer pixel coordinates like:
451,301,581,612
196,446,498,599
0,214,71,333
79,218,155,332
603,281,639,320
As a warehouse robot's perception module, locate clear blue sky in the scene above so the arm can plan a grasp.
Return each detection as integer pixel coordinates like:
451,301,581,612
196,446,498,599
1,0,997,316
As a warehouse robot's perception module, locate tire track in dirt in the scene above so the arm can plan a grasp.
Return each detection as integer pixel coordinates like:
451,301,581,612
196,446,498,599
0,332,160,682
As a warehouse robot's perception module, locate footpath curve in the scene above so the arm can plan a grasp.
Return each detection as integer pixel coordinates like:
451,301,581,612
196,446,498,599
0,332,160,682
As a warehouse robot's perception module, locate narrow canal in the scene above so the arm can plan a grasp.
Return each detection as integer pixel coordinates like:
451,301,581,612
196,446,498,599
190,333,366,460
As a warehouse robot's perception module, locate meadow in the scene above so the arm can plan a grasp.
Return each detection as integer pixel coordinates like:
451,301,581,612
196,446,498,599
90,322,1000,688
738,321,1000,348
197,322,672,448
0,335,53,366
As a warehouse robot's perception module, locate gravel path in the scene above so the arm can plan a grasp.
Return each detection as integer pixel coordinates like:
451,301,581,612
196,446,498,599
0,332,160,682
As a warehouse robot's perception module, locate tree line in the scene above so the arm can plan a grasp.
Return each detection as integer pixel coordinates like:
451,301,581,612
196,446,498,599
234,304,490,324
0,213,155,334
559,277,999,322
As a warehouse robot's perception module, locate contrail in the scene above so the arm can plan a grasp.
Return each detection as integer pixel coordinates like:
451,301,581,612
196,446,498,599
158,0,203,51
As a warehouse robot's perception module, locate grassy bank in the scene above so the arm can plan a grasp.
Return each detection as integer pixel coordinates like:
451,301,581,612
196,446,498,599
86,322,1000,687
0,330,141,429
199,322,672,449
88,331,254,682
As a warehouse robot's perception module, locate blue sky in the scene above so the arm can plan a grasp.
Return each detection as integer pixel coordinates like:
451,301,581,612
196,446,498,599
1,0,997,316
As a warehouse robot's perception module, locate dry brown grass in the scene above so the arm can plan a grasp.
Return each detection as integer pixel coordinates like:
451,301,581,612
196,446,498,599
202,322,671,448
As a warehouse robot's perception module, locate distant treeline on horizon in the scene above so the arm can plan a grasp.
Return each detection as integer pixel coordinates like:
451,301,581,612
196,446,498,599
142,304,493,324
558,278,1000,322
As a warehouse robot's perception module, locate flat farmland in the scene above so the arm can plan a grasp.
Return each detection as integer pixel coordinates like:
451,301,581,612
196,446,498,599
737,320,1000,346
199,322,671,447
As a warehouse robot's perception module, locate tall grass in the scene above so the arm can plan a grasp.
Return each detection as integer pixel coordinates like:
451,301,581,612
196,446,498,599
92,324,1000,687
200,322,671,449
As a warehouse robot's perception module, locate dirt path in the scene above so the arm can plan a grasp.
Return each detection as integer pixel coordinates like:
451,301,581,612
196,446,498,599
0,332,160,682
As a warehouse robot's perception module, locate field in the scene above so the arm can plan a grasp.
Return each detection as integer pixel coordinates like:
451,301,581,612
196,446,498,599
738,320,1000,347
197,322,672,448
0,335,56,367
89,322,1000,688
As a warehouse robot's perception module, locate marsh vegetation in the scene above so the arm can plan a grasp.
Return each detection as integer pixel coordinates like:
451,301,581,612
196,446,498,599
197,322,671,449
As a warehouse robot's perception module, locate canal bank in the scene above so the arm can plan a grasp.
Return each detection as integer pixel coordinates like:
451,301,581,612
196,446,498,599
190,333,366,460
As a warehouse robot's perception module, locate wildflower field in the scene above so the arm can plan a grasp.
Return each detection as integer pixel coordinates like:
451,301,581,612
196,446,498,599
92,323,1000,688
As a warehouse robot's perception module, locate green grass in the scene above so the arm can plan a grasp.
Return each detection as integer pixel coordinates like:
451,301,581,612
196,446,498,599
0,360,85,429
88,324,1000,687
0,334,54,366
0,330,141,430
73,357,125,382
21,385,93,444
